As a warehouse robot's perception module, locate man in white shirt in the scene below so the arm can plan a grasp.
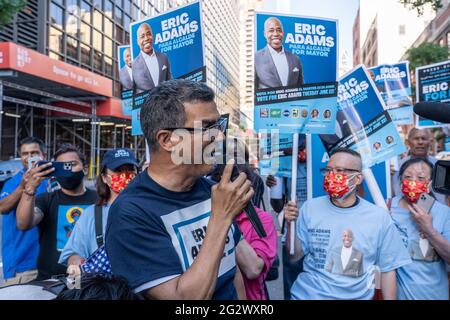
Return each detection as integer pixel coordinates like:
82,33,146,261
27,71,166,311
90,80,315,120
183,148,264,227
119,48,133,90
132,22,171,93
255,17,304,89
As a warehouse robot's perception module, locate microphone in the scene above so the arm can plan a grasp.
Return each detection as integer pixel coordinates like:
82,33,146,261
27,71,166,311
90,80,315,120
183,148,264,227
413,101,450,123
230,165,267,238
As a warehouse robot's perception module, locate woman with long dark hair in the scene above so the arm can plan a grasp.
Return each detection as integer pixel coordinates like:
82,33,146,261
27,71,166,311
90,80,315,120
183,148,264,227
59,148,138,277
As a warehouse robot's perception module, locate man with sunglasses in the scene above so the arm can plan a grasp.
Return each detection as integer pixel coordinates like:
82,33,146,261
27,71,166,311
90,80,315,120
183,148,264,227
106,79,254,300
284,148,411,300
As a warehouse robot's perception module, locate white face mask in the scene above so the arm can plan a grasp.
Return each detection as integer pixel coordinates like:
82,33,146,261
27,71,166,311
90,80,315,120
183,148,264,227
27,156,43,169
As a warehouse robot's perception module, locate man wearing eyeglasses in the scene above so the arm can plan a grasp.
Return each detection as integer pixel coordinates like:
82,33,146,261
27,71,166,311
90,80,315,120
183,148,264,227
105,79,254,300
284,148,411,300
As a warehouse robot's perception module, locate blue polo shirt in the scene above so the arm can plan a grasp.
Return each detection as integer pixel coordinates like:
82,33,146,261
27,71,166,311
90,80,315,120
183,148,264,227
0,168,49,279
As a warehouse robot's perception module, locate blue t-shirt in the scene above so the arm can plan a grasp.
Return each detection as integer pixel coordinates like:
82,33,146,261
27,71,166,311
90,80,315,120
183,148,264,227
105,172,241,300
0,168,49,279
390,196,450,300
59,204,110,265
291,196,411,300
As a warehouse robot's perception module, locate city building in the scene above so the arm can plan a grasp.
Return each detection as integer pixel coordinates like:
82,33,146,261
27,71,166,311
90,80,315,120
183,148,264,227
353,0,436,67
401,1,450,58
238,0,262,129
0,0,244,175
200,0,242,129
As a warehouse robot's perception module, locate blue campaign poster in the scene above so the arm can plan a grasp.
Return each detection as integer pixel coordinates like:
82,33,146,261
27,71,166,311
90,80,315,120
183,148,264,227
129,1,205,135
368,62,413,125
415,60,450,128
445,137,450,152
117,45,133,116
253,13,338,134
310,135,388,202
319,65,407,169
259,133,305,177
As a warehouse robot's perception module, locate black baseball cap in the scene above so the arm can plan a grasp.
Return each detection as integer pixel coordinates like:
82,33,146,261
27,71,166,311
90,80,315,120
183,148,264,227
101,148,139,171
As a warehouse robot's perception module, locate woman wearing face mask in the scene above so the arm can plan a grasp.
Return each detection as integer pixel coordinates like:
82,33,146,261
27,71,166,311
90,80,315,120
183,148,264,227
389,158,450,300
59,148,138,277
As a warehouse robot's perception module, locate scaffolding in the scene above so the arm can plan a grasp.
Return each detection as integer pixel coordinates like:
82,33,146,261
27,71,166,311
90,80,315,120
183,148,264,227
0,80,146,179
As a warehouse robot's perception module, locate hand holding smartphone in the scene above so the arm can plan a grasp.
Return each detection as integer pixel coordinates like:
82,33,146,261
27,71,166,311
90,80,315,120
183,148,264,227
416,193,435,214
37,161,73,178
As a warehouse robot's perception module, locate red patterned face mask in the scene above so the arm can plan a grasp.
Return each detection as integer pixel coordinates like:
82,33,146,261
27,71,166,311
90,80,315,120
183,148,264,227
323,171,356,199
298,148,306,162
401,179,429,203
108,172,136,193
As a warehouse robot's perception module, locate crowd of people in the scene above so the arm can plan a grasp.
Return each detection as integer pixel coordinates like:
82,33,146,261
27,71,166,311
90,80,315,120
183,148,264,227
0,79,449,300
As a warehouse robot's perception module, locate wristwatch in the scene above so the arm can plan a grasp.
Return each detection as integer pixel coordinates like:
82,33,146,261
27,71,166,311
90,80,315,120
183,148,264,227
23,189,36,197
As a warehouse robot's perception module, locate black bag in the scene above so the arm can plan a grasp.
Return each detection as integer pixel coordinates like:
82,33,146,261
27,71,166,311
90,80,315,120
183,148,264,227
265,253,279,281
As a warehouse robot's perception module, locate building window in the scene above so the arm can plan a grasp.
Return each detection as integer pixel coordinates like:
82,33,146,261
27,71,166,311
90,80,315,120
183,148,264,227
105,0,114,18
93,0,102,10
104,17,113,37
93,29,102,51
50,2,64,28
115,25,124,43
93,9,103,29
81,1,92,23
123,14,131,31
49,26,64,53
104,37,113,57
67,36,79,61
93,50,103,71
105,56,113,77
114,7,123,24
398,25,405,35
80,21,91,44
80,43,91,65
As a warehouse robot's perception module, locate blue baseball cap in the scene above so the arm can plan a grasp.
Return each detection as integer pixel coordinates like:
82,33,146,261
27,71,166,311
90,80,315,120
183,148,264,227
101,148,139,171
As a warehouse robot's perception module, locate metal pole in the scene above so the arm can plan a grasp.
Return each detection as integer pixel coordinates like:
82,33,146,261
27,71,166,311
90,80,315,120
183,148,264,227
53,119,56,157
45,110,50,156
113,125,117,148
0,81,3,159
73,123,76,145
122,127,125,148
14,104,19,157
90,101,96,180
30,106,33,136
97,119,101,176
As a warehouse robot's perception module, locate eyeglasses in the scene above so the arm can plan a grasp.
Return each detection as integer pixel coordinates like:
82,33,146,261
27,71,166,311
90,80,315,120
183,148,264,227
320,167,361,176
162,114,229,133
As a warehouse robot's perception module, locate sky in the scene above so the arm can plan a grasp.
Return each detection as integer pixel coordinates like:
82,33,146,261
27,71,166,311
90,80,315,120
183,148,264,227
261,0,360,71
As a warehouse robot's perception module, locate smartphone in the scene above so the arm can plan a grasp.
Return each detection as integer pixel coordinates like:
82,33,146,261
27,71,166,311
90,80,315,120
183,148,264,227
28,156,42,169
416,193,435,214
37,161,73,178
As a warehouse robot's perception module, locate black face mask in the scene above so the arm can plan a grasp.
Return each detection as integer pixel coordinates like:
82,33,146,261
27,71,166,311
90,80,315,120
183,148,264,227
56,170,85,190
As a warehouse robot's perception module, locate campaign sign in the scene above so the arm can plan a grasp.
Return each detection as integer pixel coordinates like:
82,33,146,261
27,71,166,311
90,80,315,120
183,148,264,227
259,133,305,177
415,60,450,128
129,1,205,135
310,134,389,201
254,13,338,134
117,45,133,115
319,65,406,169
368,62,413,125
